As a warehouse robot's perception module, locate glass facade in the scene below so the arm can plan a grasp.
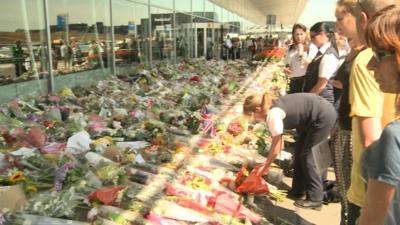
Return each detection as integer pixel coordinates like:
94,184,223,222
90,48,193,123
0,0,256,103
48,0,112,91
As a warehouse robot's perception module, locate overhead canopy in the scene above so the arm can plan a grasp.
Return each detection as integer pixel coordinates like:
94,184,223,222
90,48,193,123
211,0,308,26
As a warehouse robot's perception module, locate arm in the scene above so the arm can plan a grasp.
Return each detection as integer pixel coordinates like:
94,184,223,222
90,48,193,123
358,179,396,225
357,116,382,148
309,77,329,94
332,80,343,89
310,53,339,93
283,67,293,76
256,135,283,176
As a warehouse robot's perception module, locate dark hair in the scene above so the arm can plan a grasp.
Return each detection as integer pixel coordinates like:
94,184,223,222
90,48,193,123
289,23,308,51
310,22,338,50
310,22,331,34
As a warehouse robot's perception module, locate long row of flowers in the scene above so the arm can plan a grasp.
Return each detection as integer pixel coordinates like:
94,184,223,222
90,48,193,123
0,58,288,225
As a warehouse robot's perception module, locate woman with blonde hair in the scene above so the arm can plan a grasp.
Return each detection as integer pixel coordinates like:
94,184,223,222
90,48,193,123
333,0,366,224
358,5,400,225
243,93,336,210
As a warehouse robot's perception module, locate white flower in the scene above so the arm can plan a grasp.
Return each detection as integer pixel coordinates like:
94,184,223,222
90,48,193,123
87,207,98,220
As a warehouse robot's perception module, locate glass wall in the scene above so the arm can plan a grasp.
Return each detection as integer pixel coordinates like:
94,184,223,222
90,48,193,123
0,0,47,99
175,0,191,13
150,6,175,63
192,0,204,17
0,0,258,102
48,0,112,89
113,0,149,68
151,0,173,9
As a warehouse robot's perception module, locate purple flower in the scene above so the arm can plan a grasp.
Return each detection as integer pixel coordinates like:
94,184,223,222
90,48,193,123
0,213,5,225
54,162,76,192
26,114,42,122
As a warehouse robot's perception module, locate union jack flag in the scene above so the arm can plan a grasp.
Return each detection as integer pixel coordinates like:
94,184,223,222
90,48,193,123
201,105,216,137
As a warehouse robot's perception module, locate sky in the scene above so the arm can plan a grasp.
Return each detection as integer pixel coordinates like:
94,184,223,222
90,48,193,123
297,0,337,27
0,0,338,32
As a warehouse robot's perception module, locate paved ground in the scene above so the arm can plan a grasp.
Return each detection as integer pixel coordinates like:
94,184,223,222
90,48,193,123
252,168,341,225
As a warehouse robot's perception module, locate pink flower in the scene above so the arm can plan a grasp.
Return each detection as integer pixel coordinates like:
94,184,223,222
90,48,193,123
48,95,61,103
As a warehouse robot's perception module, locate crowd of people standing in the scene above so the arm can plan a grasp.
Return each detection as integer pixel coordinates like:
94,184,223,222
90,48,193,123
244,0,400,225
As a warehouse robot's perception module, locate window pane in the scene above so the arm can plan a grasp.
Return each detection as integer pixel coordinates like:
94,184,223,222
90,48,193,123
214,4,222,22
151,7,175,63
175,0,191,13
151,0,173,10
192,0,204,17
205,1,215,20
48,0,112,91
113,0,149,69
222,8,229,23
0,0,47,99
175,12,192,59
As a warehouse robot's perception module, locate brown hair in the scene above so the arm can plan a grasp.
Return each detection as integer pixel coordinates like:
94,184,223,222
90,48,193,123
336,0,357,15
366,5,400,113
289,23,309,51
243,93,273,115
365,5,400,51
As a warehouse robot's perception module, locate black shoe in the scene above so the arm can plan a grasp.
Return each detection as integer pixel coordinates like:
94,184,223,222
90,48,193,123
287,191,305,200
294,199,322,211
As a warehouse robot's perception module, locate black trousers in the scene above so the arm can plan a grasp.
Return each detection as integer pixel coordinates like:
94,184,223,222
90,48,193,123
348,202,361,225
291,101,337,202
288,76,305,94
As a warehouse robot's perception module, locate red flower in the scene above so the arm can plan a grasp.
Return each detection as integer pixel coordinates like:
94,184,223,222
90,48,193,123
43,120,55,128
190,75,201,82
89,186,127,205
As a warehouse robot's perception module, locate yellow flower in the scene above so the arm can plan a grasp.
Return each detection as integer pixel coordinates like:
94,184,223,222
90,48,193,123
26,185,37,193
9,171,25,183
59,88,76,98
92,136,113,146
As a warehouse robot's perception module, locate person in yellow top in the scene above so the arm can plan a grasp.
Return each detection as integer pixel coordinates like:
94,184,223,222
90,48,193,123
346,0,398,224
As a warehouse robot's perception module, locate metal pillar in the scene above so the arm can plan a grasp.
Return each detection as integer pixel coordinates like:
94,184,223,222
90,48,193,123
148,0,152,68
203,28,206,57
43,0,54,93
194,23,197,58
109,0,116,76
173,0,176,64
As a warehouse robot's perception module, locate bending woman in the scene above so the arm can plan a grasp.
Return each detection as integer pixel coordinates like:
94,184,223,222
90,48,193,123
243,93,336,210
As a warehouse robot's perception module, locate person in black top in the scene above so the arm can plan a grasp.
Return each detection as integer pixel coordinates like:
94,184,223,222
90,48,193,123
243,93,337,210
304,22,340,104
333,1,368,223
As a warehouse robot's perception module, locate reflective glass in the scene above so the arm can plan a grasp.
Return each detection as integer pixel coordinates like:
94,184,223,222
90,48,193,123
204,1,215,20
150,7,175,63
0,0,47,99
175,12,192,59
48,0,112,88
150,0,173,10
192,0,204,17
175,0,191,13
214,4,222,22
221,8,228,23
113,0,149,68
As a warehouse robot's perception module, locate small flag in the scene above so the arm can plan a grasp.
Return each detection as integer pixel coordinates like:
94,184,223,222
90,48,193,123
201,105,216,137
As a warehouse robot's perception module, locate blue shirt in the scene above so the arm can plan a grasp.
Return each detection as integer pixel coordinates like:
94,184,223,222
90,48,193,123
363,120,400,225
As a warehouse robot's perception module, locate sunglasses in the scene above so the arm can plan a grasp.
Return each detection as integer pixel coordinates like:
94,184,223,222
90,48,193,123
373,50,396,63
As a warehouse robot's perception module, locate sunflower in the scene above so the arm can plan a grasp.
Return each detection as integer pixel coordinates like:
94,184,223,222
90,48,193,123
26,185,38,193
9,171,25,183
